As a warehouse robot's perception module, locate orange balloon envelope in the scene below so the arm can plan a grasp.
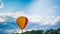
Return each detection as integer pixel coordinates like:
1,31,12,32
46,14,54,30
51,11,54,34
16,16,28,30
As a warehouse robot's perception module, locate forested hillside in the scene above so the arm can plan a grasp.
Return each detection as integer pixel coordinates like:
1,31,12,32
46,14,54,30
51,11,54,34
12,28,60,34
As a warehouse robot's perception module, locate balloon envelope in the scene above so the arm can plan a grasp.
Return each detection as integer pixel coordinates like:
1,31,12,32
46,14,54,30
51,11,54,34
16,16,28,30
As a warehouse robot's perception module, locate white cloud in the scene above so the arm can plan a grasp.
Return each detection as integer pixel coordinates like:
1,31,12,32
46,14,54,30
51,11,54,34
0,3,4,9
0,16,6,22
0,11,26,23
28,15,40,23
0,11,26,18
50,16,60,25
0,28,19,33
28,15,60,26
0,11,27,25
0,29,20,33
5,30,15,33
0,11,60,26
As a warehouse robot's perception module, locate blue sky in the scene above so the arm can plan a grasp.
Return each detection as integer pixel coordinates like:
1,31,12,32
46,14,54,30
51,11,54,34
0,0,60,34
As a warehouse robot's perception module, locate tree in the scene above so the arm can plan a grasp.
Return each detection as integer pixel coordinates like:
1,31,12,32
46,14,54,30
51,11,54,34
21,30,44,34
44,29,54,34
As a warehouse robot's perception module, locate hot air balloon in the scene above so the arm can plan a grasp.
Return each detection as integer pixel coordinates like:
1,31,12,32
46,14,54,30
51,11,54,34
16,16,28,32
